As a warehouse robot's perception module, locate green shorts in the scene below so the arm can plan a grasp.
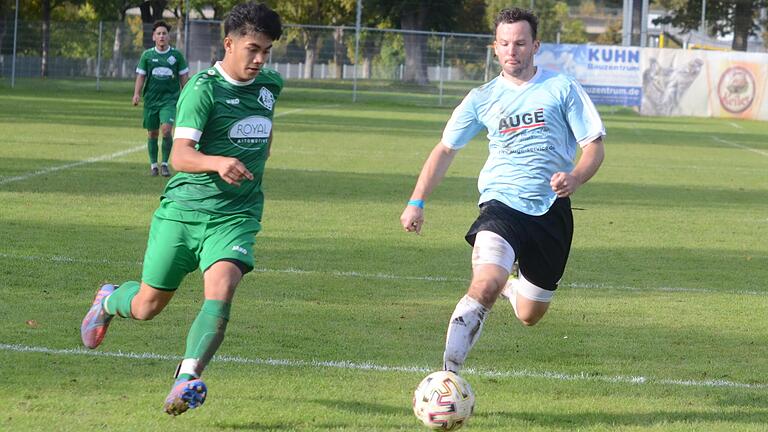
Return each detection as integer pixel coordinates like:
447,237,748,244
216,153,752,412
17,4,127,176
141,200,261,291
143,104,176,130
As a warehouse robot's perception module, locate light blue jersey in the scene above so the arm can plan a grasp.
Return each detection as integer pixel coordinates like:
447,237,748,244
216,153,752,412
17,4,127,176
442,68,605,216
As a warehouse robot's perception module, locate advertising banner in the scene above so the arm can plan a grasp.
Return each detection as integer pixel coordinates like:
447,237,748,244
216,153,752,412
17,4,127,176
536,44,643,107
537,43,768,120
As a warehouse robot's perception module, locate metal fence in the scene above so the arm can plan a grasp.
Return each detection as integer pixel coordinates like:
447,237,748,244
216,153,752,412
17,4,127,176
0,19,496,102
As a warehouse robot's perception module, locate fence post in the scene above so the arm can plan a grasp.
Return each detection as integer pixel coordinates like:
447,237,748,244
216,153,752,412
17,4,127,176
439,36,446,106
11,0,19,88
96,21,103,90
484,45,492,81
352,0,362,102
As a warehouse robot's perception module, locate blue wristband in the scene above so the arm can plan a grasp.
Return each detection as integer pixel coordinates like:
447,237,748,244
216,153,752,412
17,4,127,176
407,199,425,209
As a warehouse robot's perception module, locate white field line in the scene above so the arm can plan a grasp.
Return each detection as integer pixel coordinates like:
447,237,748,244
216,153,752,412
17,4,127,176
728,122,743,129
0,107,313,187
1,343,766,390
0,145,145,186
712,136,768,158
0,251,767,296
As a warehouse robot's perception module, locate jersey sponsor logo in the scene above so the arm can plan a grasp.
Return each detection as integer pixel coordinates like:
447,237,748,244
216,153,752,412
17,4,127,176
168,55,176,65
226,98,240,105
151,66,174,80
498,108,546,134
257,87,275,110
718,66,755,114
231,245,248,255
229,115,272,150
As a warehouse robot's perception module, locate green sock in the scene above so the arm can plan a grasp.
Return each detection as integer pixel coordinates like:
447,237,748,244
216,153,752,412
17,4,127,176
103,281,140,318
147,138,159,164
161,135,172,164
179,300,231,378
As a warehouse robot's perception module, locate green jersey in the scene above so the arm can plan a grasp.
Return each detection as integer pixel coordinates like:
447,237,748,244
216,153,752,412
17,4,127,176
164,62,283,220
136,46,189,108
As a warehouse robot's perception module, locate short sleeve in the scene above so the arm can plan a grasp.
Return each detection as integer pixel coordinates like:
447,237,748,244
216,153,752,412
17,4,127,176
174,76,212,142
441,91,484,149
136,51,148,75
177,51,189,76
565,79,605,147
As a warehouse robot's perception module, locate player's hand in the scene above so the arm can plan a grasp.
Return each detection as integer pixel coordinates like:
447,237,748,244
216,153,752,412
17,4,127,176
132,94,140,106
216,157,253,186
400,205,425,234
550,171,581,197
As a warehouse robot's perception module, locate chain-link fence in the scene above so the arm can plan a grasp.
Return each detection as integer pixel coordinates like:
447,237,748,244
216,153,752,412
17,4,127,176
0,18,496,103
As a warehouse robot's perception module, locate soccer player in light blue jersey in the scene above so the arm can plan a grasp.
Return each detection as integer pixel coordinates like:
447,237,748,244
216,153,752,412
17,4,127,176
400,7,605,374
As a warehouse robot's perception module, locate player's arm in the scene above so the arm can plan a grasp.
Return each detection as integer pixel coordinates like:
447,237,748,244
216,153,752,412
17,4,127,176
171,136,254,186
550,137,604,198
179,73,189,89
266,131,273,159
400,142,458,234
132,74,145,106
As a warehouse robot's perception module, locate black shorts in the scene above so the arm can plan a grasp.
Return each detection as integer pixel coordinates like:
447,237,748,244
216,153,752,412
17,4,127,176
465,198,573,291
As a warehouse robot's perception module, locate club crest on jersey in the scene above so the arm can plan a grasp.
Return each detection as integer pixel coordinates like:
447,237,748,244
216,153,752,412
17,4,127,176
499,108,546,134
229,115,272,150
257,87,275,110
168,55,176,65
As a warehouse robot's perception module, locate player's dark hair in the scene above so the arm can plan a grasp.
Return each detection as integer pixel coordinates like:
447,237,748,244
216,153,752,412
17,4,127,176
153,20,171,33
224,2,282,41
494,8,538,40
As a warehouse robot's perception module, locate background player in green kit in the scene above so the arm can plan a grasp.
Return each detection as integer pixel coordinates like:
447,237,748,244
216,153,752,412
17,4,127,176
133,21,190,177
81,2,283,415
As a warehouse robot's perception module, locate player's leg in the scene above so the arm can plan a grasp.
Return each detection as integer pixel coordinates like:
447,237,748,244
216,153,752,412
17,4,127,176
443,230,514,373
143,106,161,175
164,216,258,416
147,129,160,176
81,208,197,349
502,273,552,326
163,260,240,416
501,197,572,325
158,105,175,177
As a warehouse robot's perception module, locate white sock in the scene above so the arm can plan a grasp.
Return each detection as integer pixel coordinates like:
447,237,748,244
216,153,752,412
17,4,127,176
443,295,489,373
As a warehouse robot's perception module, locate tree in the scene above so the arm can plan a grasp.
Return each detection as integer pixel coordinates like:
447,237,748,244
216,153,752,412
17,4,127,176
484,0,587,43
88,0,137,77
653,0,768,51
138,0,168,48
38,0,86,77
367,0,464,84
274,0,355,80
596,18,622,45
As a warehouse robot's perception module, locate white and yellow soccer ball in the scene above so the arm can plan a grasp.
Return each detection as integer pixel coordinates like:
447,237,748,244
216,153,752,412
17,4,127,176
413,370,475,431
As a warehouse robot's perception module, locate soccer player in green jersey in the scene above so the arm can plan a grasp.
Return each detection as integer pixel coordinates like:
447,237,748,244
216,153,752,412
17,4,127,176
81,2,283,415
133,21,190,177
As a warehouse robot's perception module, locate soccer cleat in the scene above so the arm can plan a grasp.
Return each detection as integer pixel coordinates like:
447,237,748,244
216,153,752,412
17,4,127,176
150,166,159,176
160,164,171,177
164,378,207,416
80,283,117,349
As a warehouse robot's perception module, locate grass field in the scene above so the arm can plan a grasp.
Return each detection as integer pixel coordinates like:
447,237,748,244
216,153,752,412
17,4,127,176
0,77,767,431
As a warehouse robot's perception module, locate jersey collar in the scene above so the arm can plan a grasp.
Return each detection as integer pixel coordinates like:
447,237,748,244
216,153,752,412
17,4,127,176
214,62,255,86
499,67,541,89
154,46,171,55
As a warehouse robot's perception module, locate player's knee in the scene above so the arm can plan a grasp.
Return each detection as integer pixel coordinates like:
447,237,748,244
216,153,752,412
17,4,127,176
468,279,502,307
516,311,543,326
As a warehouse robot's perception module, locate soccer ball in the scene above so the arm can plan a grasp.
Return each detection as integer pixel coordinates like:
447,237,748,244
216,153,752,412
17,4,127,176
413,370,475,430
